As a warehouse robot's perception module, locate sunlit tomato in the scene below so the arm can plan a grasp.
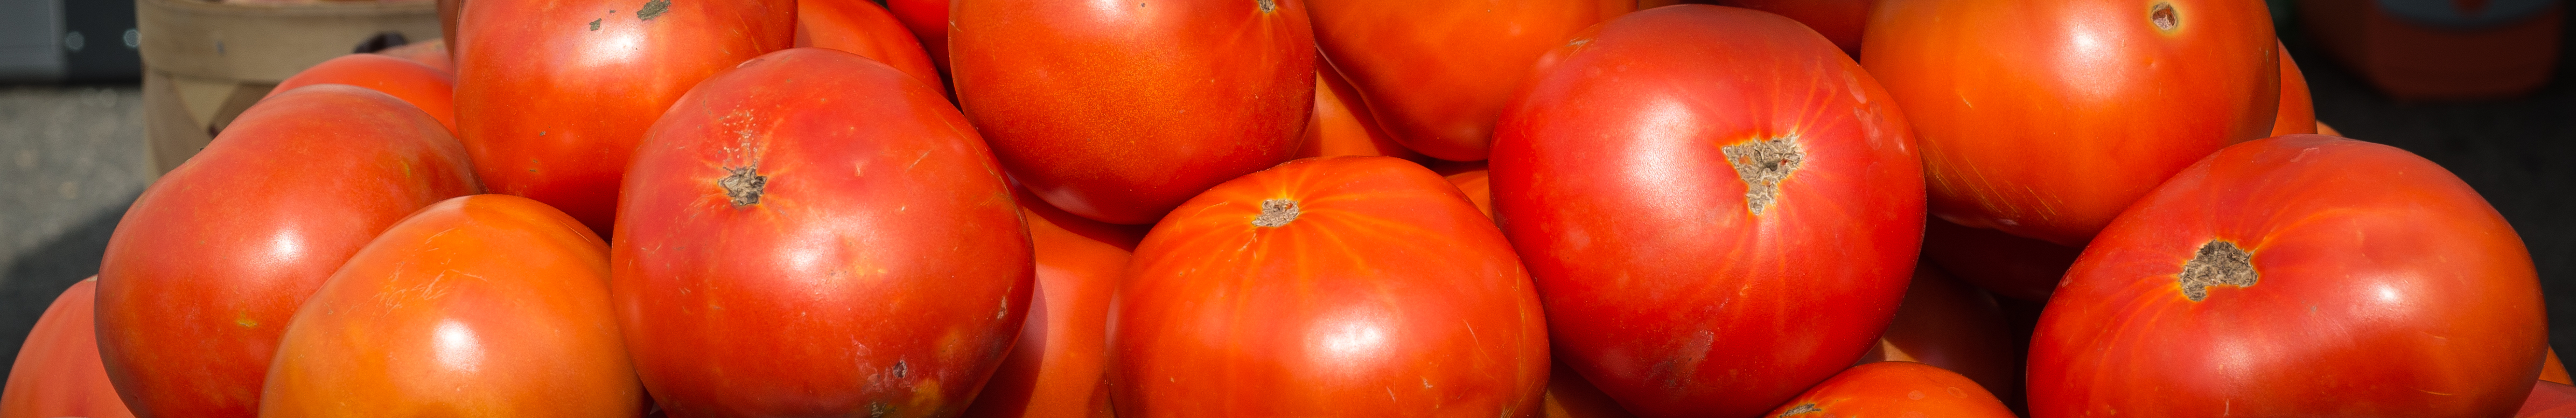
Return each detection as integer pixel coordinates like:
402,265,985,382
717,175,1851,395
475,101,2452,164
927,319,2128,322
268,53,457,134
1864,267,2024,412
2270,41,2317,137
1,278,132,418
2317,121,2342,136
1919,218,2082,302
884,0,950,75
2029,135,2545,417
1298,56,1418,161
796,0,942,92
453,0,793,235
1541,363,1638,418
1305,0,1627,161
1713,0,1869,55
374,39,453,74
2547,348,2571,385
950,0,1314,225
613,47,1030,417
1766,361,2018,418
258,194,643,417
960,190,1140,418
2523,380,2576,417
1114,156,1548,416
1861,0,2278,246
1490,6,1922,417
96,85,478,418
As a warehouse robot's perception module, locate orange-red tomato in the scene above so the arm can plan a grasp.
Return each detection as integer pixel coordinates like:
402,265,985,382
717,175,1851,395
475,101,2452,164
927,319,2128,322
268,53,457,134
1298,55,1419,161
1766,361,2018,418
0,278,132,418
1541,363,1638,418
2547,348,2571,386
96,85,478,418
1113,156,1548,416
1865,267,2024,412
258,194,643,417
795,0,942,93
1713,0,1870,55
884,0,950,75
1305,0,1628,161
374,39,453,74
2270,41,2318,137
1441,164,1493,220
1919,218,2083,302
2317,121,2342,136
2030,135,2544,416
1861,0,2278,246
960,190,1140,418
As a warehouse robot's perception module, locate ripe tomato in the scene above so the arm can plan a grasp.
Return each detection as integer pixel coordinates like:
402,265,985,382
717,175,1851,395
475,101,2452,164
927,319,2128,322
1440,163,1493,220
958,189,1139,418
2029,135,2545,417
1861,0,2278,246
613,47,1031,417
884,0,950,75
2548,348,2572,385
1766,361,2019,418
2270,41,2318,137
258,194,643,417
1305,0,1627,161
374,39,453,74
1919,218,2082,302
96,85,478,418
1542,363,1638,418
1490,6,1922,417
1,278,132,418
453,0,793,235
796,0,942,93
1113,156,1548,416
1298,55,1418,161
267,53,457,134
1865,267,2025,412
950,0,1314,225
1712,0,1869,55
2524,381,2576,417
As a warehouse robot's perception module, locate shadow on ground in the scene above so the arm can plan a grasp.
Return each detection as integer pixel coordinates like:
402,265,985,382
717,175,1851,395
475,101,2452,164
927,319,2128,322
0,191,131,380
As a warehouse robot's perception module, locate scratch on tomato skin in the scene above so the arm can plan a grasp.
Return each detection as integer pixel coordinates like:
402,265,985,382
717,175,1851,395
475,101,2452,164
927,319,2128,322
2420,389,2454,396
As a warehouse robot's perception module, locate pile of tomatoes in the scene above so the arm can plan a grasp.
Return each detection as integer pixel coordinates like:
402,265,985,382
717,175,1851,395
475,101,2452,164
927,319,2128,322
3,0,2564,417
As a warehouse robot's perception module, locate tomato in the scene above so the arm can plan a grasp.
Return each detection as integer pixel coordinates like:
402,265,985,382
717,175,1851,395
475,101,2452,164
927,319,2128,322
950,0,1313,225
96,85,478,418
1766,361,2019,418
267,53,457,134
884,0,950,75
2523,381,2576,417
1305,0,1627,161
452,0,793,235
1712,0,1870,55
1298,55,1419,161
257,194,643,417
1541,363,1638,418
1440,164,1493,220
959,190,1140,418
1489,6,1922,417
2549,348,2572,385
612,47,1030,417
1861,0,2278,246
374,39,453,74
1864,267,2025,412
1113,156,1547,416
1919,218,2082,302
2317,121,2342,136
1,278,132,418
2029,135,2544,417
796,0,943,93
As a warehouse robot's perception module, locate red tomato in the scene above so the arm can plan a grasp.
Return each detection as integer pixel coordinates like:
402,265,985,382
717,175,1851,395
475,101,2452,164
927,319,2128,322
1861,0,2278,246
950,0,1314,225
1490,6,1923,417
1305,0,1628,161
1919,218,2082,302
1713,0,1869,55
268,53,457,134
2523,380,2576,417
1298,55,1419,161
960,190,1140,418
1541,363,1639,418
1114,156,1548,416
374,39,453,74
1,278,132,418
1766,361,2018,418
1441,164,1493,220
2270,41,2318,137
612,47,1030,417
884,0,950,75
2549,349,2572,385
96,85,478,418
1864,267,2025,412
795,0,943,93
258,194,643,417
2029,135,2544,417
453,0,793,235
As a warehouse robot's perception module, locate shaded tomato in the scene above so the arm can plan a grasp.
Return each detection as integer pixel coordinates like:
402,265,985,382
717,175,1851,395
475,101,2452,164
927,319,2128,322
96,85,478,418
1305,0,1627,161
2524,380,2576,417
1863,267,2025,413
268,53,457,134
1861,0,2278,246
1919,218,2082,302
258,194,643,417
795,0,943,93
950,0,1314,225
2318,121,2342,136
453,0,794,235
958,188,1140,418
2549,348,2571,385
884,0,950,75
1,278,132,418
1490,6,1922,417
1541,363,1638,418
1766,361,2018,418
1297,55,1419,161
1440,163,1493,220
1712,0,1870,55
612,47,1030,417
1114,156,1547,416
374,39,453,74
2270,41,2317,137
2029,135,2544,417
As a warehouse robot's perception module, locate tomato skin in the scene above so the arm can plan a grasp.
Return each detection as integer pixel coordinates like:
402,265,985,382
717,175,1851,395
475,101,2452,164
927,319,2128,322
1306,0,1627,161
1540,363,1637,418
1297,57,1419,161
2547,348,2571,385
1,278,133,418
453,0,794,235
1766,361,2018,418
1490,6,1922,417
257,194,643,417
612,47,1031,418
1861,0,2278,246
795,0,943,93
268,53,457,134
374,39,454,74
1441,165,1493,220
1712,0,1869,55
2029,135,2544,417
1865,267,2025,412
950,0,1313,225
1919,218,2082,302
958,190,1139,418
95,85,478,418
2269,42,2318,137
1113,156,1548,416
884,0,950,75
2523,381,2576,417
